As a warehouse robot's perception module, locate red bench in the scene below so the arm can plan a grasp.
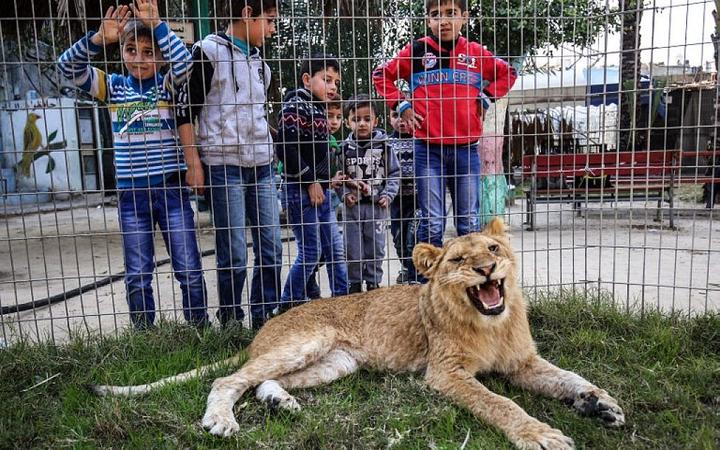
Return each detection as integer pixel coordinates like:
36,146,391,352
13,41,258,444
520,150,681,230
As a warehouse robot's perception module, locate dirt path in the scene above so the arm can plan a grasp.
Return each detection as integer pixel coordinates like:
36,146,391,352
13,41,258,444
1,199,718,344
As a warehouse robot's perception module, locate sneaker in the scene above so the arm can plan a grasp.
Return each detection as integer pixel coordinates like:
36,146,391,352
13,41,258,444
269,301,306,319
366,283,379,291
130,314,155,331
216,309,244,328
251,316,268,332
349,283,363,294
396,269,408,284
189,317,211,331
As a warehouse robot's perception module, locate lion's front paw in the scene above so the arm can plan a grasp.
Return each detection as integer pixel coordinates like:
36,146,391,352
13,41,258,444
573,390,625,427
202,412,240,437
512,421,575,450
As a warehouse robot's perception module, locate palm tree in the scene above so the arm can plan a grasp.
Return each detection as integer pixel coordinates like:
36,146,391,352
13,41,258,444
618,0,644,152
711,3,720,149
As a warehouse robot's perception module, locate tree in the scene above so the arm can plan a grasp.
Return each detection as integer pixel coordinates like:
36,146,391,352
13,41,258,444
403,0,619,65
618,0,644,151
711,3,720,151
267,0,620,109
265,0,384,114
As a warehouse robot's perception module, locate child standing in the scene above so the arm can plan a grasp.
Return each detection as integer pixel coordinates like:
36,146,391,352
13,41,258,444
387,110,416,283
305,99,344,300
372,0,517,281
478,134,509,226
58,1,208,328
340,95,400,293
326,100,345,211
277,54,348,309
175,0,282,329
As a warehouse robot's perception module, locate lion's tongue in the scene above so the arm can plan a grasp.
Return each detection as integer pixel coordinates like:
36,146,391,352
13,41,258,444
478,284,501,307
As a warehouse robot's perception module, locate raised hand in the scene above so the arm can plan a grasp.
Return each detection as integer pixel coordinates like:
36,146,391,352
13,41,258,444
357,180,371,196
330,171,346,189
131,0,161,29
91,5,132,46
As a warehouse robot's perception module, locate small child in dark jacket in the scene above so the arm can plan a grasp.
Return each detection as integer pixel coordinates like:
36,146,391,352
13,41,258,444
340,95,400,293
277,54,349,309
305,99,344,300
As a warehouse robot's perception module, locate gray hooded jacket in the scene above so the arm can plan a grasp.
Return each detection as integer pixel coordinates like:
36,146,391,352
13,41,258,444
340,128,400,203
176,33,273,167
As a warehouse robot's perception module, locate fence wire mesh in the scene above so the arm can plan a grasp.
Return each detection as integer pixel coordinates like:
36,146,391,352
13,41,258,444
0,0,718,345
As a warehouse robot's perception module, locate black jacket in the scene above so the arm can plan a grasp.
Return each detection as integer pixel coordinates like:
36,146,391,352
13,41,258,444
276,88,330,189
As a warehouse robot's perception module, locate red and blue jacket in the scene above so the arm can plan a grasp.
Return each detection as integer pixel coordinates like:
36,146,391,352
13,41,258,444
373,35,517,145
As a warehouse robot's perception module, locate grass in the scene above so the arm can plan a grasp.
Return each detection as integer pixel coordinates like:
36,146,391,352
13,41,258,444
1,292,718,449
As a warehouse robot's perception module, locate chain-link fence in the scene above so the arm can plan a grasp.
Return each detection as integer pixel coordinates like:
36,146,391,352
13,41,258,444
1,0,718,345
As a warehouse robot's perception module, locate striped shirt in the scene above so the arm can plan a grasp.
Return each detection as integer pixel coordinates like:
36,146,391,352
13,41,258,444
58,22,191,188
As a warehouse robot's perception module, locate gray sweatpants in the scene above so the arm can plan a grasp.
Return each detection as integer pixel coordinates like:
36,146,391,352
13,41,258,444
343,202,388,285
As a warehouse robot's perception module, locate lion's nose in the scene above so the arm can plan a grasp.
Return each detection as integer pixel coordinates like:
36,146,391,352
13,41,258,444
473,263,496,276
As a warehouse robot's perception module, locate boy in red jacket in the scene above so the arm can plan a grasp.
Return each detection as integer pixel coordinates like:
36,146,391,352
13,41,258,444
373,0,516,282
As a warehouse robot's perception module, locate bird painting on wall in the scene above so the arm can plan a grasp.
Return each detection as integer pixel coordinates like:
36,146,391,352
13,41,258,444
16,112,62,177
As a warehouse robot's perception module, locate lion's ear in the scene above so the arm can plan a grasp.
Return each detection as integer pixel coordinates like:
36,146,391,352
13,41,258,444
483,217,507,237
412,243,442,278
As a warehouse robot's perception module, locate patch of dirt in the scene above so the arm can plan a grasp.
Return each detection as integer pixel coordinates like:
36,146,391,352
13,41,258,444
627,224,676,231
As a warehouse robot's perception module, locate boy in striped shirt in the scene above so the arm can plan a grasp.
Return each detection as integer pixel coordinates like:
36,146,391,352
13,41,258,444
58,0,208,329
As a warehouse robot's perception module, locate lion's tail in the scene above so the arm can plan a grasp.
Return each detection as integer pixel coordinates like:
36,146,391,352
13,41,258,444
89,354,244,397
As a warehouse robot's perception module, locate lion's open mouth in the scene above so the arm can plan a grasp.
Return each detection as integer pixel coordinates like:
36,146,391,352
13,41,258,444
467,278,505,315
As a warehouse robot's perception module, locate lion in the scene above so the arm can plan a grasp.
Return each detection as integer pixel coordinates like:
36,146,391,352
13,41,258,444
93,218,624,449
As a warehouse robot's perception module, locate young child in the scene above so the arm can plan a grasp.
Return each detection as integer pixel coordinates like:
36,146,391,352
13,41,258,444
58,1,208,329
305,99,344,300
388,110,416,283
372,0,517,281
326,100,345,211
277,54,348,309
175,0,282,329
340,95,400,293
478,134,509,226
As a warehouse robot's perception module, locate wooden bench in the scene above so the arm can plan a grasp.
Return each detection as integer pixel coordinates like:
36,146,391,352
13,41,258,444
521,150,681,230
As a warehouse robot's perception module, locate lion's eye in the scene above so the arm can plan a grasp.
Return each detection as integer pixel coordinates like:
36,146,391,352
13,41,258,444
449,256,464,263
488,244,499,253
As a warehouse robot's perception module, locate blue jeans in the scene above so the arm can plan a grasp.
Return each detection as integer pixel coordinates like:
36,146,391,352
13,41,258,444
118,177,208,328
206,165,282,325
408,141,481,282
303,189,342,299
281,183,348,304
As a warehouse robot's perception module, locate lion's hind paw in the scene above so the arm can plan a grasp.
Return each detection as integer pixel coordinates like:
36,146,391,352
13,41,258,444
267,394,301,412
256,380,302,412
